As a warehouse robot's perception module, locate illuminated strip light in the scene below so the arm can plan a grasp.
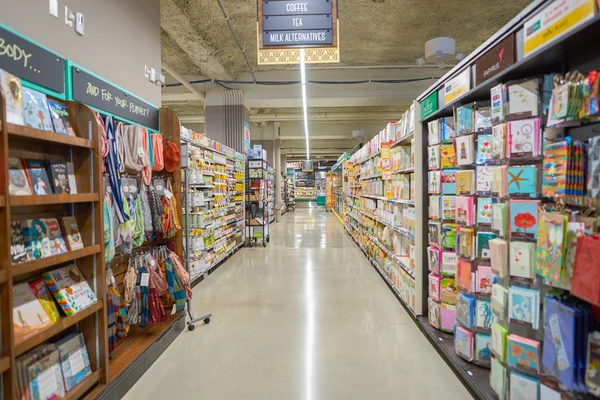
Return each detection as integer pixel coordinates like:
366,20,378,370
300,49,309,160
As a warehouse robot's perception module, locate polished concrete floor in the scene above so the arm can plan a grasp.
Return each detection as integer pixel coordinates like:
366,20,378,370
123,209,473,400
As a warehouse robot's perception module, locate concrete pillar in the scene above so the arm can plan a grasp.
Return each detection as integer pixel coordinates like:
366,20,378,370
204,90,249,153
274,137,281,222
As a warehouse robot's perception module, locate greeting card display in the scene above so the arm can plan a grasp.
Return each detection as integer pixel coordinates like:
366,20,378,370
428,221,441,246
441,251,458,276
492,123,507,160
476,166,493,194
456,104,474,135
441,223,457,250
535,211,567,285
507,118,542,159
440,144,456,168
441,303,456,332
458,227,475,259
507,334,541,373
455,196,475,226
441,196,456,221
491,165,508,198
489,238,508,277
476,134,493,164
441,277,458,304
455,134,475,165
428,171,442,194
441,169,458,194
456,292,475,328
428,145,441,170
429,195,441,219
475,299,494,329
477,197,493,225
510,371,540,400
476,232,497,260
455,325,474,361
474,103,492,132
491,284,508,319
456,170,475,195
492,203,508,237
428,246,441,273
475,265,495,294
509,241,536,279
428,298,441,329
507,166,538,198
457,259,473,291
475,332,492,363
491,356,507,400
507,78,541,119
509,200,540,239
428,120,441,145
429,273,442,301
542,140,570,198
491,323,508,360
491,83,508,124
508,286,540,329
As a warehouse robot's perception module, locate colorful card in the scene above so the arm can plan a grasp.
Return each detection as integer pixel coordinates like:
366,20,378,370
477,197,493,225
455,134,475,165
428,120,441,145
492,203,508,237
476,231,497,260
441,196,456,221
456,104,474,135
458,227,475,260
492,284,508,319
489,238,508,277
429,273,442,301
440,144,456,168
428,145,441,170
428,298,441,329
429,195,441,219
456,292,475,328
476,134,493,164
475,265,495,294
492,123,507,160
542,140,569,198
455,325,474,361
441,169,458,194
508,78,541,119
428,221,441,246
441,277,458,304
491,83,508,124
455,196,475,226
491,323,508,361
457,259,473,291
440,302,456,332
456,170,475,195
475,299,494,329
22,87,54,131
535,211,567,285
510,371,539,400
509,200,540,239
508,166,538,197
476,166,493,194
441,117,457,142
441,223,457,250
491,356,507,400
507,118,542,158
0,69,24,125
428,246,441,273
508,286,540,329
507,334,541,372
428,171,442,194
475,104,492,132
510,241,536,279
441,251,458,276
475,332,492,363
491,165,508,198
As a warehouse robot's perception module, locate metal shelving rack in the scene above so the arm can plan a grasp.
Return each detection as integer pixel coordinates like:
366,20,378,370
246,158,270,247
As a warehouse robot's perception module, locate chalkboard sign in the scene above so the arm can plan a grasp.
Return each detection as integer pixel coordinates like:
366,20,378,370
0,25,65,94
71,66,159,130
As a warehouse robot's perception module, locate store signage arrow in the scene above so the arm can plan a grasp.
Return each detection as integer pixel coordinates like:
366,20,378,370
263,0,332,16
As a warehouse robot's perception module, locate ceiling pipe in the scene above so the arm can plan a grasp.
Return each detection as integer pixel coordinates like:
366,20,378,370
162,64,205,101
178,111,402,124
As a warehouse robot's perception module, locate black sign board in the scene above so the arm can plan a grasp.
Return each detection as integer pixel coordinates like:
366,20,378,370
263,15,331,31
0,25,65,94
263,0,332,16
71,67,159,130
263,30,332,46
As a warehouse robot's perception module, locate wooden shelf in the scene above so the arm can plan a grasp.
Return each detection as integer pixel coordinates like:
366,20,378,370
0,356,9,374
0,195,4,207
3,122,96,149
15,300,103,356
0,270,8,284
10,193,100,206
63,370,101,400
12,245,101,278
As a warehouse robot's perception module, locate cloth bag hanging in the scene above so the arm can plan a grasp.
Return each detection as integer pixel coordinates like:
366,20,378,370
571,234,600,305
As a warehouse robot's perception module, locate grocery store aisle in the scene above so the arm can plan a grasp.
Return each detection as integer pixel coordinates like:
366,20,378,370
123,209,472,400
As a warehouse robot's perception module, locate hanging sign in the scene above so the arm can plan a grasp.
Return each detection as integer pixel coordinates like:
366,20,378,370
263,0,333,15
420,91,439,120
523,0,595,58
380,141,392,182
71,66,159,130
444,68,471,104
287,161,303,169
475,34,515,85
302,160,314,172
0,25,65,94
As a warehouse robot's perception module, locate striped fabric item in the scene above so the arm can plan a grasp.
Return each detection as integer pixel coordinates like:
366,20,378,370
104,115,129,223
165,257,186,312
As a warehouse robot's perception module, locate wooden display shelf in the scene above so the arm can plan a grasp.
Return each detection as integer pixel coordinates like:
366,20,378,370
63,370,101,400
0,270,8,284
10,193,100,206
0,195,5,207
0,356,10,374
12,245,102,278
15,301,103,356
3,121,95,149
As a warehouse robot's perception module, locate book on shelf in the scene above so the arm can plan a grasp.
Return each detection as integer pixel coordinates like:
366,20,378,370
66,162,78,194
47,100,75,136
56,333,92,391
45,218,68,256
9,157,33,195
22,87,54,131
24,159,53,195
0,68,25,125
29,278,61,324
47,160,71,194
22,219,53,260
13,282,55,345
11,220,29,264
60,216,84,251
42,265,97,316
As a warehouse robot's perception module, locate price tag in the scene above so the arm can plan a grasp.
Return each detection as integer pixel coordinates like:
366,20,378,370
68,349,86,375
138,146,145,158
140,273,150,287
171,305,178,315
164,189,173,199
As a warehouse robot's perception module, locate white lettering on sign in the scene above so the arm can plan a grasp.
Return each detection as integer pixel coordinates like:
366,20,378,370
0,37,34,71
286,2,308,12
292,17,303,27
269,31,327,43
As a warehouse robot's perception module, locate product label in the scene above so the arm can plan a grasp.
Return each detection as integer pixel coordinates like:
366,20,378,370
140,273,150,287
444,68,471,104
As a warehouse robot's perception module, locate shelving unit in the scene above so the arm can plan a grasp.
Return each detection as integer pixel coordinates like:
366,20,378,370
246,158,271,247
286,177,295,212
267,166,275,224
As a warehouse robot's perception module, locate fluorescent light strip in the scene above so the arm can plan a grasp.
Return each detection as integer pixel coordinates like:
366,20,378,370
300,49,309,160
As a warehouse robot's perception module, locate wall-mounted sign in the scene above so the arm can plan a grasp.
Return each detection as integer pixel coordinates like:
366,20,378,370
71,66,159,130
475,34,515,85
444,68,471,105
523,0,595,58
420,91,439,120
257,0,339,65
0,25,65,95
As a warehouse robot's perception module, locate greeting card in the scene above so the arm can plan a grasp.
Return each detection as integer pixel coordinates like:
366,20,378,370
458,227,475,260
455,196,475,226
441,169,458,194
476,232,497,260
429,195,441,219
440,144,456,169
491,83,508,124
492,123,507,160
457,259,473,291
456,170,475,195
475,333,492,363
492,284,508,319
441,251,458,276
429,273,442,301
508,166,538,197
428,246,442,273
440,303,456,332
510,241,536,279
456,104,474,135
560,222,585,290
492,203,508,237
456,292,475,328
428,171,442,194
535,211,567,285
489,238,508,277
510,371,540,400
491,357,507,400
508,78,541,119
428,298,441,329
428,145,441,170
441,196,456,221
491,323,508,360
441,277,458,304
0,69,24,125
507,118,542,158
455,325,474,361
542,140,569,198
428,221,441,246
509,200,540,239
477,197,493,225
476,134,493,164
475,104,492,132
476,166,493,194
476,265,495,294
507,334,541,372
441,223,457,250
508,286,540,329
428,120,441,145
587,136,600,200
491,165,508,198
455,134,475,165
22,87,54,131
475,299,494,329
441,117,457,142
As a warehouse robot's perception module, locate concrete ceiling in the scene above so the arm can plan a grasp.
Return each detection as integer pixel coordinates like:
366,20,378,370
160,0,531,157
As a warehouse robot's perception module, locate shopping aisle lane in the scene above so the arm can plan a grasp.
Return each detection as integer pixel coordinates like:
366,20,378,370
122,209,473,400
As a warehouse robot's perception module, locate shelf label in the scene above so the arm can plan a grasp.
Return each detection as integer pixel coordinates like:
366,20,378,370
475,33,515,85
444,68,471,104
420,91,439,120
263,0,332,16
523,0,595,58
263,15,332,31
0,25,65,94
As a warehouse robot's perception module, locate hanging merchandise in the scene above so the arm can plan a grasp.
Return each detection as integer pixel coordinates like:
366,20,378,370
104,191,115,263
104,116,129,223
164,140,181,173
152,133,164,171
106,266,127,359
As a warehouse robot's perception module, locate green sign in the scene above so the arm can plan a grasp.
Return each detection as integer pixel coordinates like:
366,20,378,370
420,91,439,120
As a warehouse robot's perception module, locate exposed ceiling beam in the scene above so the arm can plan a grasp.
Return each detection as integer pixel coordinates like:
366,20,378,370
176,111,400,124
162,64,205,102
